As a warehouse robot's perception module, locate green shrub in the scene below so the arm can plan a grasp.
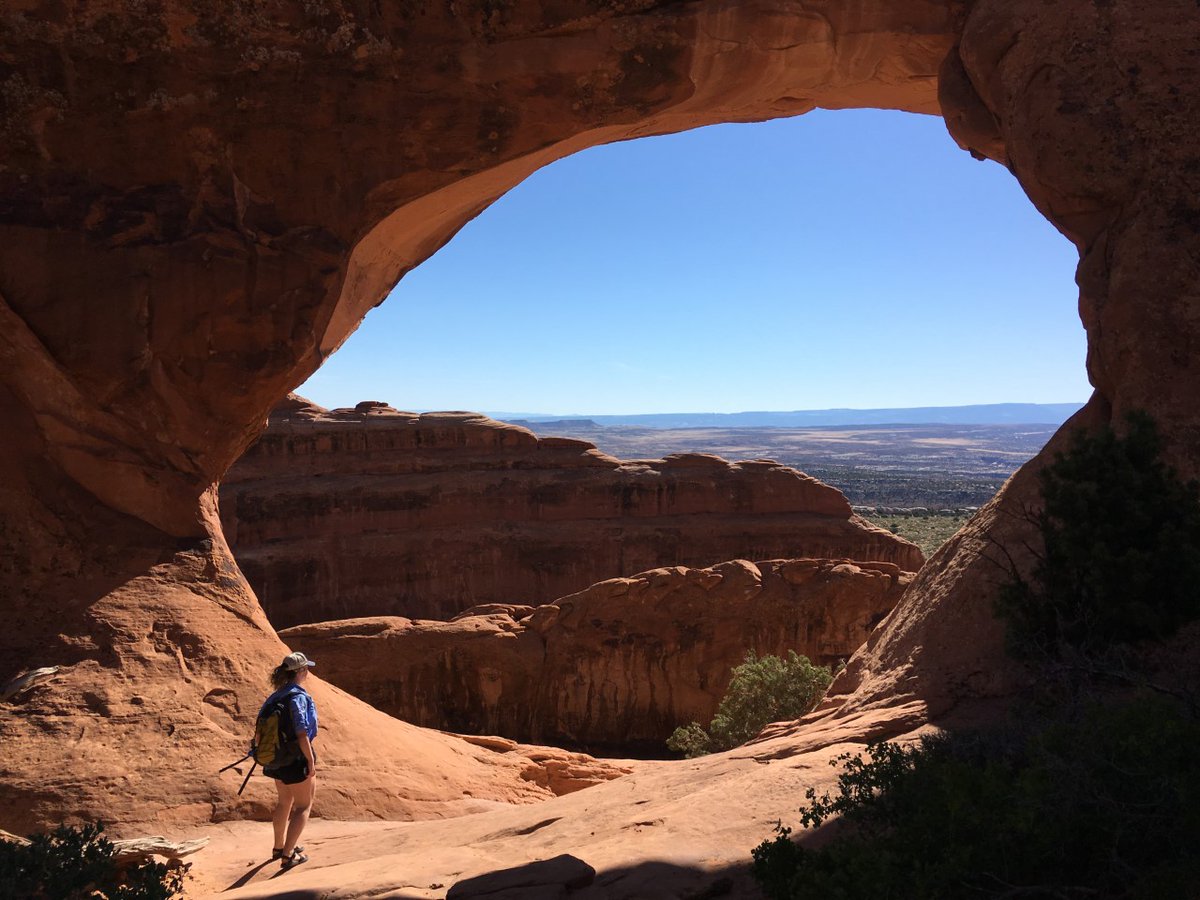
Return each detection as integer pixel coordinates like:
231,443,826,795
0,822,184,900
752,695,1200,899
667,651,833,757
995,411,1200,660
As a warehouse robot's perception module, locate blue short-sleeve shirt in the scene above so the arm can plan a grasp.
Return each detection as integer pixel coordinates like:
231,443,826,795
262,683,318,742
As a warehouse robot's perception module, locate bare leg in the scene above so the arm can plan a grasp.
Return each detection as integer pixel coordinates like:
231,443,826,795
282,777,314,856
272,780,293,852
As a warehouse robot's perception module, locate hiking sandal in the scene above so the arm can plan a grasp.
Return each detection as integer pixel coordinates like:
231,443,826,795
280,848,309,870
272,845,303,860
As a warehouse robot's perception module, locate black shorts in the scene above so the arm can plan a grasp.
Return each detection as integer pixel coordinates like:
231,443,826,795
267,749,315,785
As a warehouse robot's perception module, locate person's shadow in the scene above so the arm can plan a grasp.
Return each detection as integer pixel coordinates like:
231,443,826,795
224,858,276,890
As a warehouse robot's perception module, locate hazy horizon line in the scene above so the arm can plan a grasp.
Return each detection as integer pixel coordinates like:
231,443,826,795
475,400,1088,419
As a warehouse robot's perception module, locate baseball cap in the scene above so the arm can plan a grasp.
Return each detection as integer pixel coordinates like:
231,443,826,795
282,651,316,672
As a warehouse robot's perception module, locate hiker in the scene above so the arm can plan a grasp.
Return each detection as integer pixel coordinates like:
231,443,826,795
262,651,319,870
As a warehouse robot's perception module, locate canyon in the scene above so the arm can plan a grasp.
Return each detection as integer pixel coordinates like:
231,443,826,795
1,0,1198,896
280,557,911,754
221,396,922,627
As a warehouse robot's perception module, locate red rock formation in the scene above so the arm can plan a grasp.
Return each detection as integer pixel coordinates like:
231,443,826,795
2,0,1196,833
830,0,1200,717
278,557,910,754
454,735,635,796
221,397,922,626
0,533,627,835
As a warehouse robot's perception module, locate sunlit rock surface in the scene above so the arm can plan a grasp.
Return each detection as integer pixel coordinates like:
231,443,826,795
281,557,911,754
221,396,922,626
185,701,938,899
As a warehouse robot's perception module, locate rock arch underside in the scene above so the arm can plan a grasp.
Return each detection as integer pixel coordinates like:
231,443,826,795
1,0,1198,891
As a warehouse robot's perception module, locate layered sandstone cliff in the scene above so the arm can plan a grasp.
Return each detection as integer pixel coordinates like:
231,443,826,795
220,397,923,627
279,557,910,754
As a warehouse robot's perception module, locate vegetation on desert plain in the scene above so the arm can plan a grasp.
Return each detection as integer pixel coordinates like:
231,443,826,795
752,413,1200,899
866,513,969,557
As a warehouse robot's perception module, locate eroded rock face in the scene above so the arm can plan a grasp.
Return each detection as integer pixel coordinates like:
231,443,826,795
221,397,922,626
279,557,910,754
831,0,1200,717
2,0,1196,831
0,529,634,835
0,0,957,551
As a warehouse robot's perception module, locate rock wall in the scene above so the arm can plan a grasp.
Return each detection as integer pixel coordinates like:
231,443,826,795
828,0,1200,717
221,397,923,626
2,0,1197,831
280,557,911,754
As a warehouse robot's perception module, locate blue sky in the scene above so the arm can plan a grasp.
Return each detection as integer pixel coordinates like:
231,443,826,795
300,109,1091,416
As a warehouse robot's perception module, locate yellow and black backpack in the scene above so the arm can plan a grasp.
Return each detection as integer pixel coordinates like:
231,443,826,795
219,694,303,793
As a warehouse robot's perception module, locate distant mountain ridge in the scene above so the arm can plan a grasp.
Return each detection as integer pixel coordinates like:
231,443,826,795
502,403,1085,429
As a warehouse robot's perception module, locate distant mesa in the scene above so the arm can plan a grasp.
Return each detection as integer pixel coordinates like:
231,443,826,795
509,418,604,430
281,557,911,756
221,396,924,628
500,403,1085,429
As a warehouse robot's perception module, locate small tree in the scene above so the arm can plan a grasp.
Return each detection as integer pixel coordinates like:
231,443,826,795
667,651,833,757
995,411,1200,660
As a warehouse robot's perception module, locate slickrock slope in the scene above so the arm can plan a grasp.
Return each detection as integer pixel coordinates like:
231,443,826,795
280,558,910,754
187,701,937,900
221,397,922,626
3,0,1198,833
0,536,629,835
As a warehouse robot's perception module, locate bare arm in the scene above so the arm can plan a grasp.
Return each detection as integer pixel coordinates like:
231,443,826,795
296,729,316,778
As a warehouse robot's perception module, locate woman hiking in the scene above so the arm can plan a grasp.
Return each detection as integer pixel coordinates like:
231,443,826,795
262,651,319,870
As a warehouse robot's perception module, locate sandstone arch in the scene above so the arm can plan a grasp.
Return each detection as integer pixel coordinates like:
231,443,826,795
1,0,1197,831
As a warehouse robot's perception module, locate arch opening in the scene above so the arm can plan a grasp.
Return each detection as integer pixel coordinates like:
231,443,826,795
215,108,1089,755
302,109,1087,418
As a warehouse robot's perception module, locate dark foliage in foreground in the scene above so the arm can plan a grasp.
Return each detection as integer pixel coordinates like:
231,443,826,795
0,822,184,900
752,696,1200,899
995,411,1200,660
